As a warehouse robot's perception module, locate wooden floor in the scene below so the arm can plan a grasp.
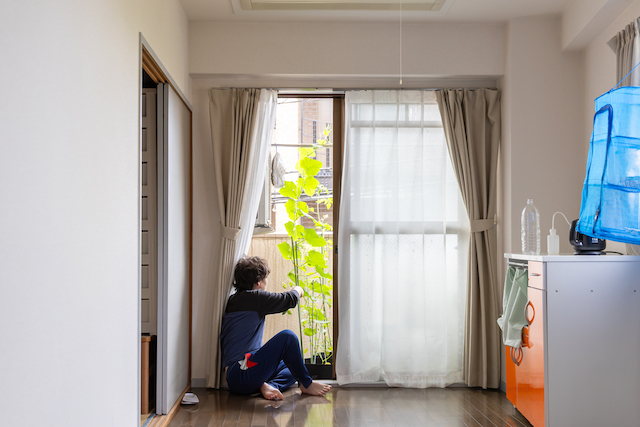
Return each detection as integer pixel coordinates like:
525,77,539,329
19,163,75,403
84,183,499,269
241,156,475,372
165,386,533,427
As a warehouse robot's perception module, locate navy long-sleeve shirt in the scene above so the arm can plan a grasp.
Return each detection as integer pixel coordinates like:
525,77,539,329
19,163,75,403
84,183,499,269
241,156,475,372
220,289,300,368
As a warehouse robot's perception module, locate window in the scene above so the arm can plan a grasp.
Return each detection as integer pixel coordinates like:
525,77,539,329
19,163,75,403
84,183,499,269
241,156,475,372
250,95,343,369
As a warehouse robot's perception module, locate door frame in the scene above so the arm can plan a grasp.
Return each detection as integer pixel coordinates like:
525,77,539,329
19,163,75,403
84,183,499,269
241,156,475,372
271,93,344,379
139,34,193,419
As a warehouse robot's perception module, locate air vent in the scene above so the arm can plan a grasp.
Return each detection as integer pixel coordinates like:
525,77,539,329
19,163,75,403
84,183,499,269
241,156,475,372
239,0,446,11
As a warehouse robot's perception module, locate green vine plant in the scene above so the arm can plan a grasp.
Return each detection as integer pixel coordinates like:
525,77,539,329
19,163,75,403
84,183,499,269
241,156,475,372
277,124,333,365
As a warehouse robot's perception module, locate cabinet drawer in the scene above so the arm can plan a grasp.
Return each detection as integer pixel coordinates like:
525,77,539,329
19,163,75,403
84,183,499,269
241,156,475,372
528,261,545,290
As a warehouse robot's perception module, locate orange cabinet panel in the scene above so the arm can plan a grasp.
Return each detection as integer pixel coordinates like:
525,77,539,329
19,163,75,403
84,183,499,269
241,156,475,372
504,276,545,426
517,288,545,427
505,346,517,406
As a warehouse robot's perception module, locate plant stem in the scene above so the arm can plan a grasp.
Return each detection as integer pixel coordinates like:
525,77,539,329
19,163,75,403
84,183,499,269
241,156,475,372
292,237,305,357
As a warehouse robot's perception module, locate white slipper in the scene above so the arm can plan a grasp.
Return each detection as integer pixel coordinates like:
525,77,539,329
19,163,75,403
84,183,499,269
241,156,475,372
181,392,199,405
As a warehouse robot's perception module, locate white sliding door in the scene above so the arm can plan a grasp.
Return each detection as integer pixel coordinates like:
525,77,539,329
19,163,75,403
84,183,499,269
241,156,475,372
157,83,191,414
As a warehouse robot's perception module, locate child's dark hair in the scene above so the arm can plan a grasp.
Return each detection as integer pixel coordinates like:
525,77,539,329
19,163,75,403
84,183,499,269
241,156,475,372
234,256,270,291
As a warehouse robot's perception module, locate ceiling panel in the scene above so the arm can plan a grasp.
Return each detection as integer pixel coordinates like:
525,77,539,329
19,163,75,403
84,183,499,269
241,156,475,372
180,0,575,22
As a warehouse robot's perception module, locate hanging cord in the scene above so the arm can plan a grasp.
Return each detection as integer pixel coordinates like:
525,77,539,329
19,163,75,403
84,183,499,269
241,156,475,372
399,1,403,85
612,61,640,90
552,211,571,230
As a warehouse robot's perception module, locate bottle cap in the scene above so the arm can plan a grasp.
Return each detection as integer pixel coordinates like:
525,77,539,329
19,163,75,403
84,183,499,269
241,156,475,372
549,228,557,235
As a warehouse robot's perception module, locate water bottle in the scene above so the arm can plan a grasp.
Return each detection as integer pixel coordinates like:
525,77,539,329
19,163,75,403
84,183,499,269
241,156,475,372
521,199,540,255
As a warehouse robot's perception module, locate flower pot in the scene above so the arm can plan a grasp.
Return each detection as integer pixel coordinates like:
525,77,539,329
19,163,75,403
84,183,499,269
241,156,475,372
304,354,333,380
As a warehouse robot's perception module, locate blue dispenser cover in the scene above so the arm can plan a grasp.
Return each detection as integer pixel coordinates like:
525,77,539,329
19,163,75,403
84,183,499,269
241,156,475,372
578,86,640,244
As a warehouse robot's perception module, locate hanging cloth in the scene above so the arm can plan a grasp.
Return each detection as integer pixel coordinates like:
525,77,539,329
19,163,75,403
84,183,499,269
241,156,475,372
577,65,640,244
497,266,528,348
271,152,286,188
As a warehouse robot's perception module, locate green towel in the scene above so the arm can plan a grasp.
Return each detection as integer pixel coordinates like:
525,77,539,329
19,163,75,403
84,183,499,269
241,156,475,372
497,266,528,348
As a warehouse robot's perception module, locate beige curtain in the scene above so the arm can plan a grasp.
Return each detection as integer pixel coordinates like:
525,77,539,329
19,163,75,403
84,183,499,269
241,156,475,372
206,88,278,388
435,89,501,389
615,18,640,87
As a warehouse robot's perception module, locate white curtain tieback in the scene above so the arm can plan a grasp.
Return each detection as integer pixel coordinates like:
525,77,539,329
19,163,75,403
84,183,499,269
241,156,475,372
221,225,241,241
470,215,497,233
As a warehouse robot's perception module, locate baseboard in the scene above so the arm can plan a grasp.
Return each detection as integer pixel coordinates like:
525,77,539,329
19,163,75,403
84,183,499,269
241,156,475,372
191,378,206,388
148,384,189,427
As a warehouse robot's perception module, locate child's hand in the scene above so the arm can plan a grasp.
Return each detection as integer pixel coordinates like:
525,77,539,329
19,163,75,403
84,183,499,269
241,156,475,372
293,286,304,297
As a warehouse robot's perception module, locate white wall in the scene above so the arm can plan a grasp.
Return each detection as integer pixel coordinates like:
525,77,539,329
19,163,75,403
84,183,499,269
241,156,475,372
501,16,585,258
0,1,190,425
189,21,505,82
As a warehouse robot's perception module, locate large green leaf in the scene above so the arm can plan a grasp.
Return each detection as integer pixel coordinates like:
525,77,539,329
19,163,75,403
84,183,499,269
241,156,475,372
316,267,333,280
279,180,299,199
303,328,316,337
304,227,327,247
277,241,292,260
306,250,327,268
293,224,305,241
297,200,309,215
302,176,320,197
311,280,332,295
299,147,315,160
299,157,322,177
285,199,298,221
284,221,295,238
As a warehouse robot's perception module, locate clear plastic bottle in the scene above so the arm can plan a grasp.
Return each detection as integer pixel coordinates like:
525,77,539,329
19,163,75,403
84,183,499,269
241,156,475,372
521,199,540,255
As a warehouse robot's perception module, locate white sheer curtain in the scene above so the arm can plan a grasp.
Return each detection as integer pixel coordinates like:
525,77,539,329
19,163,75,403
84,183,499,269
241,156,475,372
336,90,469,388
235,90,278,258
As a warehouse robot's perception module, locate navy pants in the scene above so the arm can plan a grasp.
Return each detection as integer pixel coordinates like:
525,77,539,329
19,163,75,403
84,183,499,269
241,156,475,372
226,329,313,395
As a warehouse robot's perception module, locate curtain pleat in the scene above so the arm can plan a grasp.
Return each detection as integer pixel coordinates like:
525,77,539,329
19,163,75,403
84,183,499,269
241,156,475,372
435,89,501,389
615,19,640,87
205,88,278,388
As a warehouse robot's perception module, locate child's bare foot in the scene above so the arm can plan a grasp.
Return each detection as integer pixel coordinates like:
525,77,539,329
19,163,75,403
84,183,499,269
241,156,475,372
299,381,332,396
260,383,284,401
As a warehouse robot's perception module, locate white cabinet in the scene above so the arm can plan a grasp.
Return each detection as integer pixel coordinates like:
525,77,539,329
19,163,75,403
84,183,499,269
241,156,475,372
505,254,640,427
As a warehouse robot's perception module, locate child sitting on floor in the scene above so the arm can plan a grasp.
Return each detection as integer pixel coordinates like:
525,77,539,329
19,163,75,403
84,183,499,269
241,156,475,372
220,256,332,400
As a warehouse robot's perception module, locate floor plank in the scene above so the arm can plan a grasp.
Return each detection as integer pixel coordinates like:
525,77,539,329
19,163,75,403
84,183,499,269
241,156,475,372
164,387,533,427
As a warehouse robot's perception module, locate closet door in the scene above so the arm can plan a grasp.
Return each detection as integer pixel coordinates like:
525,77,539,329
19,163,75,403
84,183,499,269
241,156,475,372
156,83,191,414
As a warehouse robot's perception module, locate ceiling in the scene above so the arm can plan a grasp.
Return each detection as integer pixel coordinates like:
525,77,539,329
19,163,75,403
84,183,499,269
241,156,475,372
180,0,576,23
